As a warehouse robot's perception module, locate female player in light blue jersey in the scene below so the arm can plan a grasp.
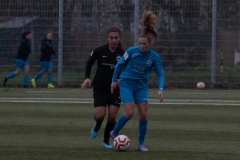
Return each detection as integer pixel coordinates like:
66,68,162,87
110,10,164,151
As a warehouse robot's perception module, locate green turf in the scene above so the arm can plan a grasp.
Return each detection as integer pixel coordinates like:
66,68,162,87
0,88,240,160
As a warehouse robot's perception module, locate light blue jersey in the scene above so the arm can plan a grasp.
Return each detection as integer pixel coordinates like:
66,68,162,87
112,46,164,91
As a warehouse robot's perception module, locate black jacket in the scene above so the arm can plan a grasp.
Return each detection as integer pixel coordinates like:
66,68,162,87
15,38,31,60
85,44,124,87
40,38,56,61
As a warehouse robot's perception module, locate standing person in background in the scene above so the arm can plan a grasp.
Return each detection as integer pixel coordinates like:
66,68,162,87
31,32,56,88
3,31,32,88
81,28,124,148
110,10,164,151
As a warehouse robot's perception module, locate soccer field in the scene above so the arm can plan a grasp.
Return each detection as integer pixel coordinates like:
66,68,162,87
0,88,240,160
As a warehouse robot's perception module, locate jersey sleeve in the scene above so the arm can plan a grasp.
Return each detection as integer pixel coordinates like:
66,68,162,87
112,50,130,82
153,54,164,91
85,50,98,79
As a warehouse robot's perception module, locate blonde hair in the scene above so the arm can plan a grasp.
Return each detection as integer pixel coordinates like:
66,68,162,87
139,10,157,44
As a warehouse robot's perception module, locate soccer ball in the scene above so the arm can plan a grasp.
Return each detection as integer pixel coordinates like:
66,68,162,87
113,135,130,151
197,82,205,89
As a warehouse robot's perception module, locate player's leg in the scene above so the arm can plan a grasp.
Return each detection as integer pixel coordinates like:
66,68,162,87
91,106,106,138
91,89,107,138
47,61,54,88
135,80,149,151
32,61,47,87
103,90,120,148
110,103,134,140
102,105,118,148
22,61,30,88
136,102,148,151
110,79,135,139
3,59,23,87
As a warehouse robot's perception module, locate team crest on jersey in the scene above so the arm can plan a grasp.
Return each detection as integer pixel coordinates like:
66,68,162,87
116,56,121,61
123,52,128,60
146,59,153,66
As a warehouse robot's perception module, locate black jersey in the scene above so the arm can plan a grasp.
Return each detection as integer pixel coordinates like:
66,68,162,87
85,44,124,87
15,38,31,61
40,38,56,62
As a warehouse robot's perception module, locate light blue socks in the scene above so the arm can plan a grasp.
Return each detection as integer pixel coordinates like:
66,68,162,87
23,74,28,85
113,114,129,135
6,72,16,79
34,72,42,81
47,73,52,84
139,120,148,145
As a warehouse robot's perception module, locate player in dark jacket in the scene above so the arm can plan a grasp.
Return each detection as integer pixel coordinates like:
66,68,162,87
81,28,124,148
3,31,32,88
31,33,56,88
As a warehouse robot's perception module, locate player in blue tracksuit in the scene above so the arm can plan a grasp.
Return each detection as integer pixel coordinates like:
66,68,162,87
3,31,32,88
110,11,164,151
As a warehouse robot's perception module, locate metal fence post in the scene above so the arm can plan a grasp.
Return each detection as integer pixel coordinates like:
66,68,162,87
211,0,217,86
58,0,63,86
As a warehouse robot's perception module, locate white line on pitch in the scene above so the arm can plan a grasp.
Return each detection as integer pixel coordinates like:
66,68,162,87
0,97,240,103
0,99,239,106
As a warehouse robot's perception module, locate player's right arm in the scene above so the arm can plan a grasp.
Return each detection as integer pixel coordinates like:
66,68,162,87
81,50,97,89
111,50,130,93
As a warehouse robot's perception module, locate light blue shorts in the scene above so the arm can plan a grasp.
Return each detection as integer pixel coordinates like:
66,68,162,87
40,61,52,70
119,78,148,104
15,59,29,69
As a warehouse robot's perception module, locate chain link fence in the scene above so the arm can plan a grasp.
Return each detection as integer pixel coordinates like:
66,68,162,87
0,0,240,88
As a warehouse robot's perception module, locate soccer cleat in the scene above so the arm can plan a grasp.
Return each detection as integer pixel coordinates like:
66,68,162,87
91,128,98,138
3,77,8,87
48,83,55,88
138,144,148,151
110,130,117,140
103,142,113,149
31,79,36,88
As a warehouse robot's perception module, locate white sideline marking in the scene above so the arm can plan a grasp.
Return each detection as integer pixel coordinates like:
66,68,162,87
1,97,240,103
0,98,239,105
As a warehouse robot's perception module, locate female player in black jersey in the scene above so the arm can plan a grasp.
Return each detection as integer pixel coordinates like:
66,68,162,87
31,32,56,88
81,28,124,148
3,31,32,88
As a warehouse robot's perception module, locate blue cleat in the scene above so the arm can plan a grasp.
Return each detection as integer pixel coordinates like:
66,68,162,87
110,130,117,140
103,142,113,149
138,144,148,151
91,128,98,138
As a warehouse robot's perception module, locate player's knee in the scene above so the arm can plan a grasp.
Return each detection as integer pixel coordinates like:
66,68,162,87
94,114,105,121
41,70,46,74
15,70,21,75
125,110,134,119
139,113,147,120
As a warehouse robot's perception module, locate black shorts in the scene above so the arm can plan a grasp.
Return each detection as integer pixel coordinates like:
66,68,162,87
93,86,121,108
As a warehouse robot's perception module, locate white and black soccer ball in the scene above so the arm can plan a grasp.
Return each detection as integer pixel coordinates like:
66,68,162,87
197,82,205,89
113,135,130,151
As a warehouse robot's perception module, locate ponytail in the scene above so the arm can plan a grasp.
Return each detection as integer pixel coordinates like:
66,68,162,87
139,10,157,44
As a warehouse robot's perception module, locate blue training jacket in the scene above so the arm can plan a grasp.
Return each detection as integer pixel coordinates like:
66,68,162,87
112,46,164,91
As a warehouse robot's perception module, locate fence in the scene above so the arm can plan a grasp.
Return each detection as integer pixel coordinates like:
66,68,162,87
0,0,240,88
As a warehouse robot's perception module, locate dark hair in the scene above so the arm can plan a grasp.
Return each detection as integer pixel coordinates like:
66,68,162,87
139,10,157,44
107,27,122,48
22,31,31,39
42,32,52,43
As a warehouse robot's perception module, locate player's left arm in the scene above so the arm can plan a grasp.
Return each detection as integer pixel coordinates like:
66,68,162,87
153,54,164,92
